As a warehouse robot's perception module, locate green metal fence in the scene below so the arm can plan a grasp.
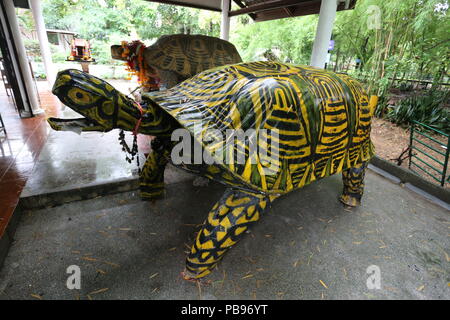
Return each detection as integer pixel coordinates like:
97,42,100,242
409,120,450,186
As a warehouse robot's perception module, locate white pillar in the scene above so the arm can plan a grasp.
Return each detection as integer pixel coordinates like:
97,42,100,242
3,0,43,115
29,0,56,86
220,0,230,41
310,0,338,68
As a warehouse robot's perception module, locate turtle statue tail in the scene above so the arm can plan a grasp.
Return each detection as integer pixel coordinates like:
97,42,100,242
183,188,274,280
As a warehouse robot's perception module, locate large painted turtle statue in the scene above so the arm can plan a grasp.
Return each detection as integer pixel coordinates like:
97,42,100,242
48,61,374,280
111,34,242,90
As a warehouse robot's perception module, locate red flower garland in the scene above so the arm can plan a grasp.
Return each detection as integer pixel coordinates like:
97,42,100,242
121,40,160,90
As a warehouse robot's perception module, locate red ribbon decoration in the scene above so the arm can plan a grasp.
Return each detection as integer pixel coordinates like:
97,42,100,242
133,102,144,136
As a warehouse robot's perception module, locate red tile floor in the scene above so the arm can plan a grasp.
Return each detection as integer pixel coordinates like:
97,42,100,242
0,87,58,237
0,83,151,239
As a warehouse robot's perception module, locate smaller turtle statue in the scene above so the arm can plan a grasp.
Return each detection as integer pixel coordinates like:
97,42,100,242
111,34,243,90
48,61,374,280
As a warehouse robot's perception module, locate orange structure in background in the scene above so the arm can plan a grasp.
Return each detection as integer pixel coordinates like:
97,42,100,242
67,38,95,62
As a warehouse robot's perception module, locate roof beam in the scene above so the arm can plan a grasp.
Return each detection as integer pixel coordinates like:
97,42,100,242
283,6,295,17
229,0,316,17
233,0,257,20
143,0,356,22
13,0,29,9
146,0,222,12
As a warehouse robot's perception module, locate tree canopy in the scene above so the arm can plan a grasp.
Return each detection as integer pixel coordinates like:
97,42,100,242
18,0,449,130
36,0,448,84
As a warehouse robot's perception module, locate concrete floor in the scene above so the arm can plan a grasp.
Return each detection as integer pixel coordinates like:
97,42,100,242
0,168,448,300
1,78,447,300
0,79,144,237
21,128,142,198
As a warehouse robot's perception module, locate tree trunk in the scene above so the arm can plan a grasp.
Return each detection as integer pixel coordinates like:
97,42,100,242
333,47,340,72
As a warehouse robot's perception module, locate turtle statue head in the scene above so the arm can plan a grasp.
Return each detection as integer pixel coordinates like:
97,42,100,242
110,45,125,61
48,69,130,133
48,69,177,135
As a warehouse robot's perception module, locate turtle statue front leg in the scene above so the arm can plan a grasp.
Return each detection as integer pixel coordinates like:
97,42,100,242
340,161,369,207
183,188,272,280
139,137,170,200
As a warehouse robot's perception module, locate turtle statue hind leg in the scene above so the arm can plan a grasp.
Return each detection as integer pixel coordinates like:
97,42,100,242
183,188,272,280
340,161,369,207
139,137,171,200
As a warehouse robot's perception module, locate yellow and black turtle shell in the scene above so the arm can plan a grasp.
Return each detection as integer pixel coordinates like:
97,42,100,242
144,61,374,195
145,34,242,78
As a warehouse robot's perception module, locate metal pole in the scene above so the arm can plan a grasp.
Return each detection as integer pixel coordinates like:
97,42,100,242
29,0,56,86
221,0,230,41
3,0,42,116
310,0,338,68
441,136,450,187
408,123,414,170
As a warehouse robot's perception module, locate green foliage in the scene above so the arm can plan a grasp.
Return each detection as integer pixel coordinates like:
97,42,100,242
29,0,448,83
132,4,220,39
23,39,42,61
398,82,414,92
42,0,131,40
23,39,61,64
386,90,450,133
39,0,222,65
31,62,47,80
17,8,35,30
231,16,317,63
51,50,68,63
41,0,220,42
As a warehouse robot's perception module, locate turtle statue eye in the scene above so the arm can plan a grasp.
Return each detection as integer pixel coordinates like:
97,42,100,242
68,88,93,105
